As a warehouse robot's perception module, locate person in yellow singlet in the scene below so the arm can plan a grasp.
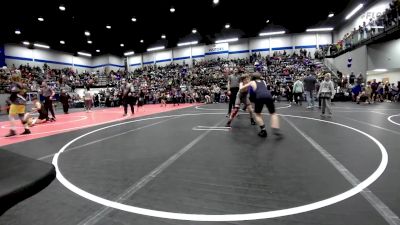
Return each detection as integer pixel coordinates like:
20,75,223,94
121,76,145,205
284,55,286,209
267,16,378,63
5,72,31,137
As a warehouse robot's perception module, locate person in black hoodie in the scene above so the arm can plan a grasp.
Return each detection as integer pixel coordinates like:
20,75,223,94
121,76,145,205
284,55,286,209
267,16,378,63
121,79,136,116
303,73,317,109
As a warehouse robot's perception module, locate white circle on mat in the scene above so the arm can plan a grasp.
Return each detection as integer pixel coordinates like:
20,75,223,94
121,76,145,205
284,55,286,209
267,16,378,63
53,113,388,221
195,104,291,111
0,115,88,129
388,114,400,126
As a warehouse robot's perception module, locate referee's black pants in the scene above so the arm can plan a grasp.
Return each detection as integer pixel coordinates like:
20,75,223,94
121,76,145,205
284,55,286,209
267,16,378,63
228,87,239,114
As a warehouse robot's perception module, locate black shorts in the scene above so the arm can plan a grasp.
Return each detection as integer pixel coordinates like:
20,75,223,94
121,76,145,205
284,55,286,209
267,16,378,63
38,112,48,120
254,98,275,114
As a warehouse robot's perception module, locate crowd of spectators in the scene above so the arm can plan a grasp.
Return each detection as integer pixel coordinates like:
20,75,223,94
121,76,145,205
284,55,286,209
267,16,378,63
1,51,399,115
328,0,400,56
0,63,102,93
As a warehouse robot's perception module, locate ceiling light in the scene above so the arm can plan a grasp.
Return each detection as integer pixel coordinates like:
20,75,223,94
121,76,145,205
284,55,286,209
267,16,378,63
38,17,44,22
59,5,66,11
259,31,285,36
161,34,166,39
77,52,92,57
345,4,364,20
131,17,137,22
106,25,111,29
124,51,135,56
60,40,65,44
213,0,219,4
225,24,230,29
87,40,92,44
96,49,100,53
147,46,165,52
215,38,238,43
15,30,21,35
170,7,175,13
84,31,90,36
34,43,50,49
373,69,387,72
328,13,334,18
120,43,124,47
306,27,334,32
192,29,197,34
23,41,30,46
178,41,198,47
140,39,144,43
266,20,270,23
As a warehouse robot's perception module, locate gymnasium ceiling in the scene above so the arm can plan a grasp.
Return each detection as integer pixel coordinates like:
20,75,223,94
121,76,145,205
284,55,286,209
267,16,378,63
0,0,374,56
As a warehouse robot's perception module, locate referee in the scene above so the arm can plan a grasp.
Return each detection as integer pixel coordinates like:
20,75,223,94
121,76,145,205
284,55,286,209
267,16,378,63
227,68,240,117
40,81,56,121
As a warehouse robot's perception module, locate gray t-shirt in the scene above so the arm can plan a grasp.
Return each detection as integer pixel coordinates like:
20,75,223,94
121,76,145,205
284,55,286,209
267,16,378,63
121,83,134,97
228,74,239,88
41,86,53,97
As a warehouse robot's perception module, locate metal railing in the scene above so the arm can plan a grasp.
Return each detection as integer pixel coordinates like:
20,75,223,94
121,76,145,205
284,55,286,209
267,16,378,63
327,10,400,58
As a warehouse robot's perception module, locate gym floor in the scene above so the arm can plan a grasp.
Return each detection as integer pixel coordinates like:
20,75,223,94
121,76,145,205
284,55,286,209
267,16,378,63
1,102,400,225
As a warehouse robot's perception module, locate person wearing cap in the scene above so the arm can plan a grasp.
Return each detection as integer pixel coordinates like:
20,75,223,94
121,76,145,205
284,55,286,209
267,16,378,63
240,72,282,138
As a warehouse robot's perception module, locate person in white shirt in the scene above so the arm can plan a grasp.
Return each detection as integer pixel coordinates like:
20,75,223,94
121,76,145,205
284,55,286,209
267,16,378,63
293,78,304,105
83,86,93,112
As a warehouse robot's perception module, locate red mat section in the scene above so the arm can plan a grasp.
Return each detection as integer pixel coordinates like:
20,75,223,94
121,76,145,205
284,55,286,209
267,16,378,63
0,104,197,147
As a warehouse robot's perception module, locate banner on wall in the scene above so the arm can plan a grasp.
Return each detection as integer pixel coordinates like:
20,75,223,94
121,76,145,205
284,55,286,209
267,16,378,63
207,43,229,53
205,43,229,59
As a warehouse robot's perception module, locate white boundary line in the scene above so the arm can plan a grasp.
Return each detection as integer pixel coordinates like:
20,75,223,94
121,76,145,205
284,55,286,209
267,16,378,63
197,126,231,129
340,116,400,136
370,111,389,115
192,128,230,131
195,106,225,111
334,110,390,115
283,117,400,225
52,112,389,222
195,104,291,111
332,106,400,111
0,113,129,140
37,117,178,161
388,114,400,127
1,108,188,140
77,119,225,225
1,115,88,129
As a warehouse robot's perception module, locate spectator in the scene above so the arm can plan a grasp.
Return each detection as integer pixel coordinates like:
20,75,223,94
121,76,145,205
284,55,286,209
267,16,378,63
303,73,317,109
83,86,93,112
293,78,304,105
318,73,335,118
40,81,56,120
59,89,71,114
